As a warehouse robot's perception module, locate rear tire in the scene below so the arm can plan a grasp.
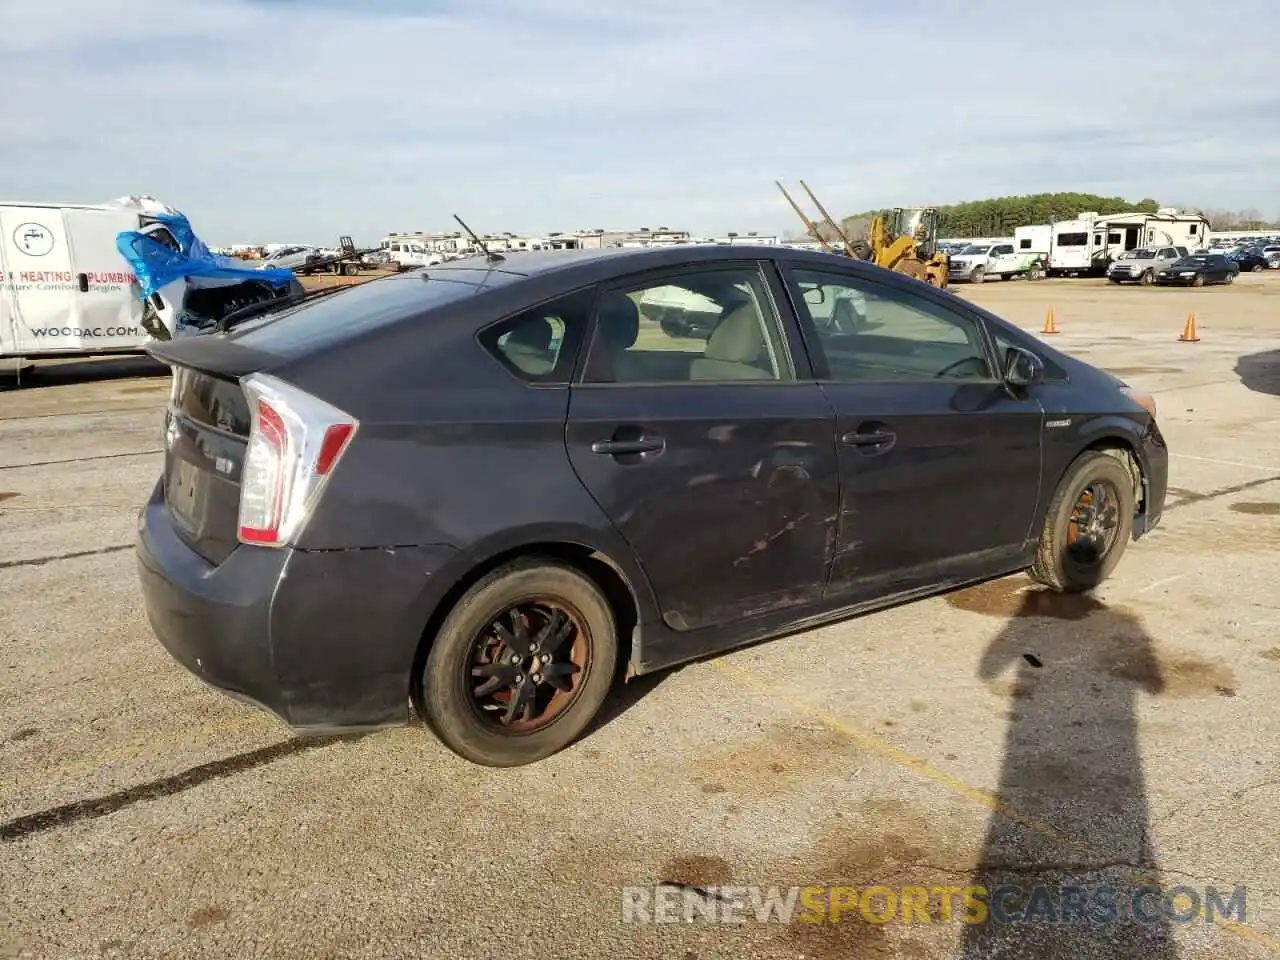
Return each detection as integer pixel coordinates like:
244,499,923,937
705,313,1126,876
420,559,618,766
1029,451,1135,592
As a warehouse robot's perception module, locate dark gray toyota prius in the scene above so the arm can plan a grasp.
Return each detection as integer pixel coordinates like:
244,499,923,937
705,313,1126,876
137,245,1167,766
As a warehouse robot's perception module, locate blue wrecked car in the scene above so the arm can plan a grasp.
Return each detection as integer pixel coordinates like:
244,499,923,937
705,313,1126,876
115,201,301,340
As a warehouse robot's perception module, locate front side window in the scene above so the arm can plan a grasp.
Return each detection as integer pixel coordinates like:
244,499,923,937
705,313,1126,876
583,266,793,384
789,268,992,382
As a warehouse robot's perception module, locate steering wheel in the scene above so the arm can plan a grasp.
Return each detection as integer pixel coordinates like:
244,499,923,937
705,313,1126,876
935,356,984,378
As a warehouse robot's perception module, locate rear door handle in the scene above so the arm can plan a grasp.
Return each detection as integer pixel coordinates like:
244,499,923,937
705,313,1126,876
841,431,894,446
841,423,896,455
591,438,665,456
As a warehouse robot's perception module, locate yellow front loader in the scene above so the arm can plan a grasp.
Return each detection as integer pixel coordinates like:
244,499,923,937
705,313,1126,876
777,181,950,289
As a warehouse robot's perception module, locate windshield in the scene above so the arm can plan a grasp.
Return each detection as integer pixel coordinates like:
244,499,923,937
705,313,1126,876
1120,248,1157,260
1173,257,1210,267
959,244,989,255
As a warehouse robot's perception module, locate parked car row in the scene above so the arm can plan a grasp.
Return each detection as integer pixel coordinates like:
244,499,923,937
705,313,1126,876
1206,239,1280,270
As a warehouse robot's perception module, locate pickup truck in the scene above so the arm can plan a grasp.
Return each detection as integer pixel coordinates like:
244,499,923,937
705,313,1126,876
1106,246,1189,285
947,242,1044,283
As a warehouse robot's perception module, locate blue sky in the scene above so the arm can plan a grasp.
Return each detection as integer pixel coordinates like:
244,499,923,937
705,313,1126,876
2,0,1277,244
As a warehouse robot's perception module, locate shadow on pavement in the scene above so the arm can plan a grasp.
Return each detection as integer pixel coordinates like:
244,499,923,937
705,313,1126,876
0,355,168,391
0,733,374,843
586,668,674,737
1235,348,1280,398
956,587,1185,958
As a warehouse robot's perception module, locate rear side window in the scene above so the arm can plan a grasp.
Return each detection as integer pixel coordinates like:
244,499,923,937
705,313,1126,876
479,287,594,384
581,266,794,385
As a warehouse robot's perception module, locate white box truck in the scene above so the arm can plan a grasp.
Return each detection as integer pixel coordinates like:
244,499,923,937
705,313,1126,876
0,200,163,357
1,196,293,361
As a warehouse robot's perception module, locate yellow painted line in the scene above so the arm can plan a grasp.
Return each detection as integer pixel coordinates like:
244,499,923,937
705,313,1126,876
710,660,1280,954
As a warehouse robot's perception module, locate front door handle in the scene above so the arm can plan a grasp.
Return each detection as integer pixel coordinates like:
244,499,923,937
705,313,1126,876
591,438,665,456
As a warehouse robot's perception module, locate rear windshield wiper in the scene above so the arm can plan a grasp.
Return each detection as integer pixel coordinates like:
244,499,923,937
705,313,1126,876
215,284,351,333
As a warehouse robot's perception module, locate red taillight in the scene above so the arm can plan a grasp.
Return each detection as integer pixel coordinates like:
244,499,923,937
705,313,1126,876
315,423,355,476
238,400,289,544
236,374,358,548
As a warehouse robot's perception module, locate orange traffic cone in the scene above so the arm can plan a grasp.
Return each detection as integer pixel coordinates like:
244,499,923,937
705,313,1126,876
1178,312,1199,343
1042,307,1059,335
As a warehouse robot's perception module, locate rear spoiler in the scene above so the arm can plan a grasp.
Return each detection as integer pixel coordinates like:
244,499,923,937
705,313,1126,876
147,336,285,381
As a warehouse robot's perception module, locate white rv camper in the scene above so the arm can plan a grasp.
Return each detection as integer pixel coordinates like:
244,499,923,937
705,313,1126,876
1014,225,1052,255
1134,210,1210,252
1048,210,1211,276
1047,215,1102,276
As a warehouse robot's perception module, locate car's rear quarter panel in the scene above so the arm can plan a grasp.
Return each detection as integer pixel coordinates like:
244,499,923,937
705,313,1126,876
269,284,662,691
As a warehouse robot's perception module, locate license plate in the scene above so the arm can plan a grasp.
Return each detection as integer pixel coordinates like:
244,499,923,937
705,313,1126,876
166,456,204,529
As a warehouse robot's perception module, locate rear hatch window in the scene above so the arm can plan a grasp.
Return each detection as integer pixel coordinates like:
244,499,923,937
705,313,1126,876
225,270,514,358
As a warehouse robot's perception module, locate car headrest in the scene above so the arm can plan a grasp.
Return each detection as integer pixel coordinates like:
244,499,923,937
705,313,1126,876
506,317,552,351
705,305,764,364
832,297,864,330
596,293,639,349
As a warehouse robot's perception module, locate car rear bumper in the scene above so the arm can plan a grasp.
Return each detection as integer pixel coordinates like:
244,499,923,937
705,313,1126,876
136,479,460,732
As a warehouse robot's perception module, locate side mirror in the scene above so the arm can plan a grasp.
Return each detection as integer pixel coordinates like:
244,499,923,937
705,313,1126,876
802,284,826,306
1004,346,1044,388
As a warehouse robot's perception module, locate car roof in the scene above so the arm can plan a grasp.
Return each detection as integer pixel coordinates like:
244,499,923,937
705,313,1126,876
196,244,930,366
421,244,858,281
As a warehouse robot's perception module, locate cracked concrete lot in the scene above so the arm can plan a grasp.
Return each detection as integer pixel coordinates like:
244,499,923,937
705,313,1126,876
3,274,1280,959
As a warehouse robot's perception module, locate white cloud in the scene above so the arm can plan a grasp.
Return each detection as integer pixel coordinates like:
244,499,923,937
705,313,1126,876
0,0,1276,242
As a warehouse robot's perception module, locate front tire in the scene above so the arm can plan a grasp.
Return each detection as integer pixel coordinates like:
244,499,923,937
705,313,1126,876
420,559,618,766
1030,451,1135,592
970,267,985,284
1141,269,1154,285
